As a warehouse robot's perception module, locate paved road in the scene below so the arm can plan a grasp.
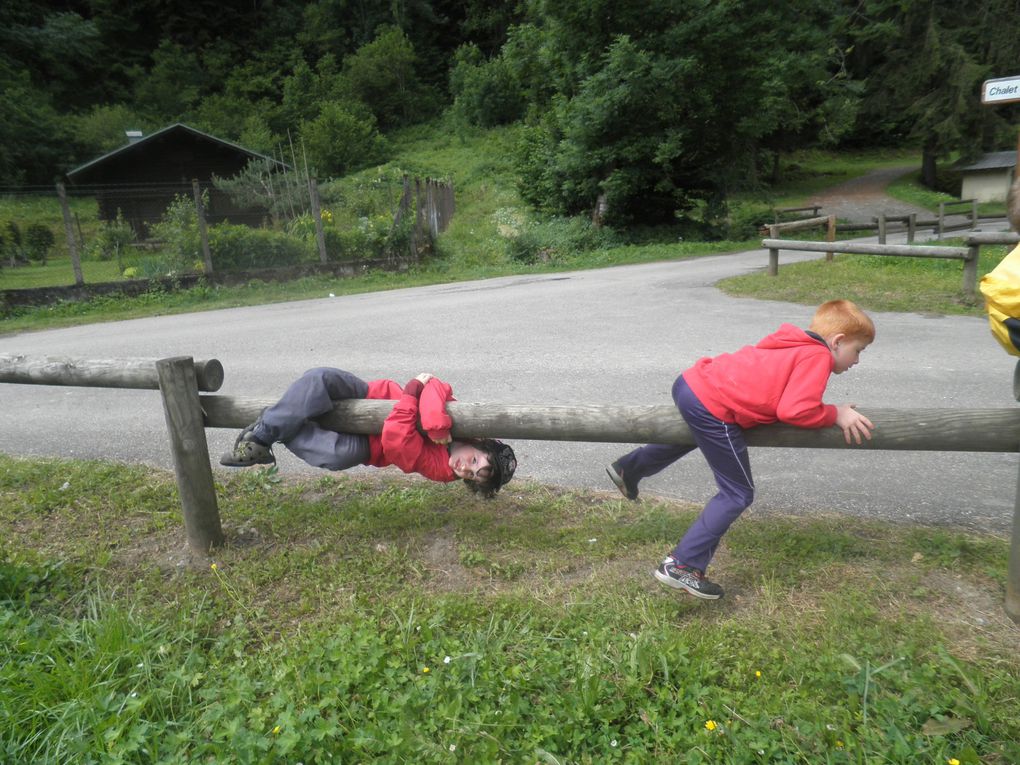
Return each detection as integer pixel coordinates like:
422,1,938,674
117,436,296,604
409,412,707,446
2,231,1017,533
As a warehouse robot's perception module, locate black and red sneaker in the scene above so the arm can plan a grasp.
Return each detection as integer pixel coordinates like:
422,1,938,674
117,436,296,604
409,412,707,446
654,557,724,599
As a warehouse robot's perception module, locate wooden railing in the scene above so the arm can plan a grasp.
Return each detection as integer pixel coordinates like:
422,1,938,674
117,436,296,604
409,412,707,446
3,353,1020,622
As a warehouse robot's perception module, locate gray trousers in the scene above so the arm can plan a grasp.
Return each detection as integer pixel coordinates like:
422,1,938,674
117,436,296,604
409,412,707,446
251,367,371,470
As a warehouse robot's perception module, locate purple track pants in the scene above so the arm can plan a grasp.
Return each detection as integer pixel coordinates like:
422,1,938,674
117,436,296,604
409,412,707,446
614,375,755,571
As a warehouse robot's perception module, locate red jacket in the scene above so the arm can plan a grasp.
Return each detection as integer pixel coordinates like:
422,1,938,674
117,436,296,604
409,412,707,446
682,323,837,429
363,377,457,482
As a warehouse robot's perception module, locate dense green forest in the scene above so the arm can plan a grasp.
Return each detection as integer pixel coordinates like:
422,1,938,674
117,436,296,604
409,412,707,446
2,0,1018,225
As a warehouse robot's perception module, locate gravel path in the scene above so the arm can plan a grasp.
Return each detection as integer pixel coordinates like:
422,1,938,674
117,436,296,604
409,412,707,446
808,165,951,225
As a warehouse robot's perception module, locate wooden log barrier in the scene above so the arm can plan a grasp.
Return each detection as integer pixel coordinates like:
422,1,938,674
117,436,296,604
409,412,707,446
0,354,224,391
200,396,1020,453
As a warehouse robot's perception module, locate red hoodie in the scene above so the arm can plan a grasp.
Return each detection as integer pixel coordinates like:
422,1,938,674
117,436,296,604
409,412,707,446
682,323,837,429
362,377,457,482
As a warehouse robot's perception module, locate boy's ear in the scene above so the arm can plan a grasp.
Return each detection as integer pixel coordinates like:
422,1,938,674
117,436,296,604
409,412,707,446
828,332,846,348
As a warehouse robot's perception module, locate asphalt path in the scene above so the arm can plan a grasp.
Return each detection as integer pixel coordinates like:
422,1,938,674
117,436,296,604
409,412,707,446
2,233,1017,533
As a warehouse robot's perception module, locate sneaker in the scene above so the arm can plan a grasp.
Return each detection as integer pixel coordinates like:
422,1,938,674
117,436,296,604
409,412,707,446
606,460,639,500
219,424,275,467
654,557,724,599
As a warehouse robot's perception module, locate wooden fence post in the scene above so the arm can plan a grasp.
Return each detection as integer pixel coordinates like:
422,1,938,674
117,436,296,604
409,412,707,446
1008,360,1020,623
192,180,214,274
308,177,329,264
826,215,835,262
938,201,945,239
768,247,779,276
156,356,223,553
963,244,979,293
877,213,887,244
907,213,916,243
55,182,84,286
971,199,978,229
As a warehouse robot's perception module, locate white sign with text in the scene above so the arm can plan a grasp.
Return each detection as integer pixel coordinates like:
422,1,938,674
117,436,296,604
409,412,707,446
982,75,1020,104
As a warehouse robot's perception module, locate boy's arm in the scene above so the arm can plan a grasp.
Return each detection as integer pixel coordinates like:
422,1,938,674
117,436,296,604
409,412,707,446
418,376,455,444
380,378,456,480
379,382,427,471
835,404,874,445
775,356,837,428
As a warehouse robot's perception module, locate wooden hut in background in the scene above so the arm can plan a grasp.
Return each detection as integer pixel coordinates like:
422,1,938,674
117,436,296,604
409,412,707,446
66,123,287,235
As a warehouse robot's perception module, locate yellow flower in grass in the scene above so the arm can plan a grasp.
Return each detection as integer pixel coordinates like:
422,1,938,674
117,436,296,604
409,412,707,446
704,720,717,731
422,666,430,674
755,670,762,678
948,759,960,765
272,726,281,735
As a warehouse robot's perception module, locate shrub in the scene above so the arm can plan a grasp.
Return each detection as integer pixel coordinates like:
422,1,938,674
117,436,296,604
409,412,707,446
23,224,55,263
449,44,526,128
300,101,387,177
505,216,620,264
3,221,23,263
206,224,311,270
84,213,135,262
286,212,406,261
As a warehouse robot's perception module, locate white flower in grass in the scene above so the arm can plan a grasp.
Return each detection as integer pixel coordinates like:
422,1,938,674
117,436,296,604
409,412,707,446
444,656,451,664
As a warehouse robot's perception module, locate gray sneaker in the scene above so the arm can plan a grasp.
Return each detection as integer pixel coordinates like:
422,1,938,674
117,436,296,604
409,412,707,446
654,557,724,599
220,425,275,467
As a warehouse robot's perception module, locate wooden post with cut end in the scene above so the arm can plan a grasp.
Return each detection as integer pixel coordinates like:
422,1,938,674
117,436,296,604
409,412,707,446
157,357,223,553
1009,360,1020,624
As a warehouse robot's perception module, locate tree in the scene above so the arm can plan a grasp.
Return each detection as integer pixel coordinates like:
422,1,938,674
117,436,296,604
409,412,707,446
300,101,387,177
342,25,436,130
841,0,1003,187
513,0,854,224
0,62,70,184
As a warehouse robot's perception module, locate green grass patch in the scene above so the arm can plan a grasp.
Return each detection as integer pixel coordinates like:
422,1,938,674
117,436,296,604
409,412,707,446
720,244,1010,316
2,453,1018,763
886,169,1008,218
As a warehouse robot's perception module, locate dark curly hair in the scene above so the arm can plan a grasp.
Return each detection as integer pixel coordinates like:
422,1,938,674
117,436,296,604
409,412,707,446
461,439,517,498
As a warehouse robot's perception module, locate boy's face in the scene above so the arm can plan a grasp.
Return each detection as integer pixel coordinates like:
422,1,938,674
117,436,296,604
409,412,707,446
448,442,492,483
830,334,869,374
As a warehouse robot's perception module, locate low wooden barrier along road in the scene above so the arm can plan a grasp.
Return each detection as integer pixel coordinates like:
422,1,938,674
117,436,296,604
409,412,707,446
3,353,1020,622
763,231,1020,293
762,238,979,291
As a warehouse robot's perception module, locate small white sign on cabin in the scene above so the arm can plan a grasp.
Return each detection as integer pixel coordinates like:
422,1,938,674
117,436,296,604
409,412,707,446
982,75,1020,105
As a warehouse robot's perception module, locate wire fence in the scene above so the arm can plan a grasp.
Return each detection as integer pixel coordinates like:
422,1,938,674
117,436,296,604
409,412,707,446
0,173,455,289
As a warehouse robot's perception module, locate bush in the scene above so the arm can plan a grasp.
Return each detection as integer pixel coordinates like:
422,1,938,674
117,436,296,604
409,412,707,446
505,216,620,264
207,224,311,270
286,212,408,261
84,214,135,262
23,224,55,263
450,44,526,128
300,100,387,177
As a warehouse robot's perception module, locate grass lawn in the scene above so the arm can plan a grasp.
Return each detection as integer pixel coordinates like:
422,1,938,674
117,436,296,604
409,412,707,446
3,455,1018,763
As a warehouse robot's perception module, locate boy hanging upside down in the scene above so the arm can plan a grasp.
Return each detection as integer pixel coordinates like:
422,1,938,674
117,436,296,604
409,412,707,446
221,368,516,498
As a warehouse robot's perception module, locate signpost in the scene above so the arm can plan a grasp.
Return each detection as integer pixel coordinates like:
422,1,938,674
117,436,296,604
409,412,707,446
982,75,1020,105
981,74,1020,192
